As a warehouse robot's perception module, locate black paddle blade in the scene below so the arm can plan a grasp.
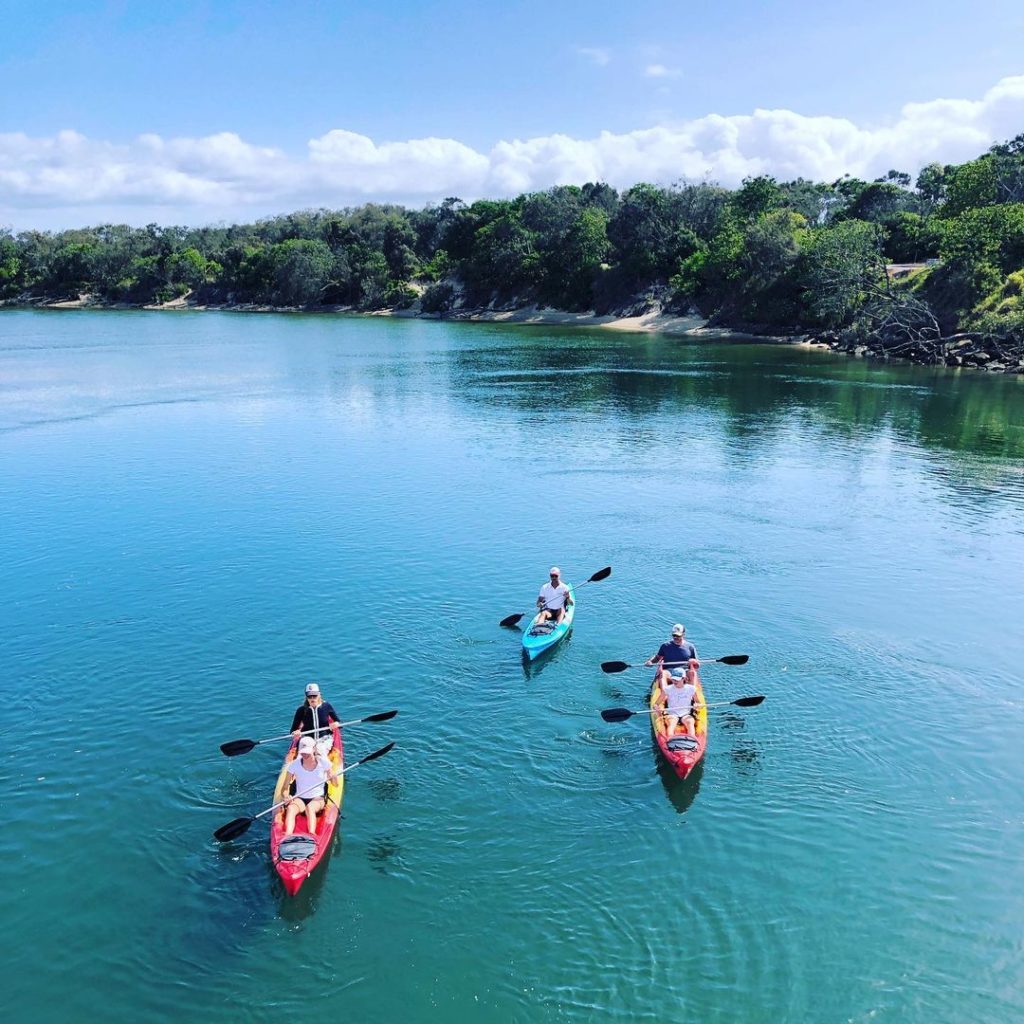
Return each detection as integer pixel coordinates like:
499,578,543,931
733,695,765,707
219,738,257,757
364,710,398,723
357,741,395,766
500,613,525,628
214,816,255,842
600,707,635,723
717,654,749,665
600,661,630,674
588,566,612,582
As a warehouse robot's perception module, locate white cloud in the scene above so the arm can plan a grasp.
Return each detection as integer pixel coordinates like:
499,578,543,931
2,75,1024,228
645,64,681,79
576,47,611,66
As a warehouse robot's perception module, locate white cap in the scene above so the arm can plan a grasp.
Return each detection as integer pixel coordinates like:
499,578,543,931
298,737,316,754
305,682,320,696
549,567,561,576
670,666,686,679
671,623,685,636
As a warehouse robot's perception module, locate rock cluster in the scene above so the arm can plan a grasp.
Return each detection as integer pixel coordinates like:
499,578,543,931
812,331,1024,374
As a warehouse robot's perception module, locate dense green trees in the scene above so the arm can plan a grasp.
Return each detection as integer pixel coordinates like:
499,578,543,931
3,136,1022,357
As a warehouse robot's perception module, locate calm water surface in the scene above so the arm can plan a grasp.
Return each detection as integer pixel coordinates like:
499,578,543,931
1,309,1023,1023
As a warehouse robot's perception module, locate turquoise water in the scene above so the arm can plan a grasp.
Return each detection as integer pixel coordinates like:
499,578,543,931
1,309,1023,1023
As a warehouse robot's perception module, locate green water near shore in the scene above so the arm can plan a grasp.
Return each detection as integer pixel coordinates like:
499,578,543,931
1,309,1022,1023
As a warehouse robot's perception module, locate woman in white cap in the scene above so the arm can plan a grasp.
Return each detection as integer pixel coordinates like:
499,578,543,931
656,659,704,739
645,623,698,683
536,567,573,625
283,736,341,836
289,683,339,757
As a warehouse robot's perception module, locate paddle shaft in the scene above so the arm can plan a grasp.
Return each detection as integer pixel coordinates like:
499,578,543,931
256,743,393,822
626,700,748,715
600,694,764,722
600,655,749,673
259,716,391,744
214,742,395,841
502,566,611,626
223,711,397,754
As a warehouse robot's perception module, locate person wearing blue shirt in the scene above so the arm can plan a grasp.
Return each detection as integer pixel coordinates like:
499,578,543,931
645,623,698,674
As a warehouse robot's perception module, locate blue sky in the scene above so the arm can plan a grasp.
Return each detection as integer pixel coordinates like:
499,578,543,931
2,0,1023,228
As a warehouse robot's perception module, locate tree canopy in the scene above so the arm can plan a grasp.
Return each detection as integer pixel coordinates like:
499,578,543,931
3,135,1023,352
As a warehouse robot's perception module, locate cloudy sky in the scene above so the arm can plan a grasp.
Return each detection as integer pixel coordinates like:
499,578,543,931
2,0,1023,229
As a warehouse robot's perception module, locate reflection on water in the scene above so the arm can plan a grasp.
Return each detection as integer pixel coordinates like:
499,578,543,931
520,633,574,679
657,757,704,813
274,833,346,921
446,331,1024,503
2,310,1023,1024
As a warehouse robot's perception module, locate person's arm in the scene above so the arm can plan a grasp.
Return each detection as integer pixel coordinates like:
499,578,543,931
281,763,297,800
537,587,546,609
645,645,664,667
290,706,304,736
324,702,338,724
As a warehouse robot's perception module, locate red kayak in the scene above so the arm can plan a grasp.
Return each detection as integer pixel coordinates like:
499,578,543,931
269,722,344,896
649,670,707,779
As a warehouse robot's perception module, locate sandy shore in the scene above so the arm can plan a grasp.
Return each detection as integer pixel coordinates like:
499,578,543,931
6,293,786,342
443,304,747,338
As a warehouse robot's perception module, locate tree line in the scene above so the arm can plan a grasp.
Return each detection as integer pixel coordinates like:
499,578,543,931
2,135,1023,353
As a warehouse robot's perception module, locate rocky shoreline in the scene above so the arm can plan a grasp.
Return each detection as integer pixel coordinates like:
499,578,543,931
805,329,1024,374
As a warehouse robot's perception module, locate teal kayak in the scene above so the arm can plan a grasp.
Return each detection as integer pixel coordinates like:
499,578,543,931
521,583,575,661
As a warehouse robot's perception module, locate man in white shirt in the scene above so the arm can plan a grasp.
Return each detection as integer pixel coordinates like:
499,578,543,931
537,566,573,625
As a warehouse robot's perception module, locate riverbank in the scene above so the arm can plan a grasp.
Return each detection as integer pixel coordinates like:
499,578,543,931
6,293,1022,373
1,293,763,340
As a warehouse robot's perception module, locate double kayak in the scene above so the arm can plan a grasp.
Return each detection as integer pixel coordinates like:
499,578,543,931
521,583,576,660
269,722,344,896
649,670,707,779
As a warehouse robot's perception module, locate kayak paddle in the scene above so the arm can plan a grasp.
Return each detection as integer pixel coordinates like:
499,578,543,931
500,566,611,628
219,710,398,757
600,654,749,673
600,695,765,722
213,741,396,842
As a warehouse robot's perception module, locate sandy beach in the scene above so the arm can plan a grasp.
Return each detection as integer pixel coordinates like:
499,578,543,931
12,293,774,341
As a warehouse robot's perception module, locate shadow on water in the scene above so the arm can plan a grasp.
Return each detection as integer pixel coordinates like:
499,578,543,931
729,741,763,778
656,755,704,814
521,630,573,679
366,833,402,876
367,777,403,803
275,832,343,922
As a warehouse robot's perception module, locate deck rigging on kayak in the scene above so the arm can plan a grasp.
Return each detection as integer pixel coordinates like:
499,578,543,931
598,649,757,778
213,734,396,895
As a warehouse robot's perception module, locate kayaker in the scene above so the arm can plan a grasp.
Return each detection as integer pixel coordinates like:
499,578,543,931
290,683,339,757
657,661,704,739
536,567,573,625
645,623,698,672
283,736,340,836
